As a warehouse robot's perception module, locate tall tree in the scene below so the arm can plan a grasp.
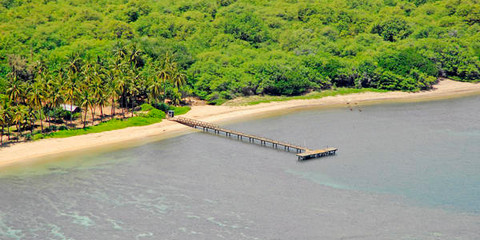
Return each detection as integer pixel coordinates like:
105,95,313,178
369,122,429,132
92,62,107,122
28,75,46,133
79,88,91,128
65,54,82,125
169,63,186,89
106,70,119,120
12,105,27,141
45,70,64,130
6,76,25,105
1,97,12,141
0,107,5,146
148,72,163,104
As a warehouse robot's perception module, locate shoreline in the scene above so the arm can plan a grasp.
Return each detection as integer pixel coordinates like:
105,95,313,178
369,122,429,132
1,79,480,168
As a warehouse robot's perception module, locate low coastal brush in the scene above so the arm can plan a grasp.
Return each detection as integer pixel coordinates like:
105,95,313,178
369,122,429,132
224,88,388,106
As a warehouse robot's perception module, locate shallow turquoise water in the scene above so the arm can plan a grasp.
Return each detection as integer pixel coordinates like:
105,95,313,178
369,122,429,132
0,96,479,239
254,96,480,213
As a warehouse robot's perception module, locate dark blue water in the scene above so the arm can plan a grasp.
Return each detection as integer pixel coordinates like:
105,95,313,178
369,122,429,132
0,96,479,239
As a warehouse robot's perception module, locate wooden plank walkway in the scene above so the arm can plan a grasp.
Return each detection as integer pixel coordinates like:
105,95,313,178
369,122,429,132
172,117,337,160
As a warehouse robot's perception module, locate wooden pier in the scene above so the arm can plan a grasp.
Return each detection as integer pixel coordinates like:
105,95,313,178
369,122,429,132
172,117,337,160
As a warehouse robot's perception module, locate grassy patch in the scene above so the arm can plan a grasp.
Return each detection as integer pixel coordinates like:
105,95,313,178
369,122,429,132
35,116,162,140
171,106,191,115
32,103,191,140
223,88,388,106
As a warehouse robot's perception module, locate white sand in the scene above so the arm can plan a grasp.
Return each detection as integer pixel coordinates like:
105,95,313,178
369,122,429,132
1,79,479,168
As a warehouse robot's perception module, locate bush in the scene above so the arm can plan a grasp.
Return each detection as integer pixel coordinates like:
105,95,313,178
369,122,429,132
24,133,33,141
377,48,438,88
221,11,270,44
171,106,191,115
146,108,166,119
45,125,58,132
152,102,170,112
372,17,413,42
250,61,314,96
374,70,418,91
140,103,154,111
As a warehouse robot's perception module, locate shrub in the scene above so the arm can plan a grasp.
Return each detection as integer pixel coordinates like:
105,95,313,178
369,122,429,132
140,103,154,111
146,108,166,119
377,48,438,80
372,17,412,42
171,106,191,115
153,102,170,112
221,11,270,44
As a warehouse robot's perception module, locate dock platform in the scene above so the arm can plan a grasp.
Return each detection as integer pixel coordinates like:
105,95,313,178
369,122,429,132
172,117,337,160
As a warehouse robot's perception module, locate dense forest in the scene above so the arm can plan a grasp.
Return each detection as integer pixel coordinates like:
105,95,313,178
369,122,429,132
1,0,480,102
0,0,479,122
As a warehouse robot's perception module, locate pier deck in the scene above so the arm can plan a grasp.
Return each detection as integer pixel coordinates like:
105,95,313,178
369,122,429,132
172,117,337,160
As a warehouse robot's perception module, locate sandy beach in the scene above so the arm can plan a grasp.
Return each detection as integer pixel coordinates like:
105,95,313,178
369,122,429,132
1,79,479,168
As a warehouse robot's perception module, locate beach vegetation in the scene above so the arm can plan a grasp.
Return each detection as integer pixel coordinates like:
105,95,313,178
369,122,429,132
0,0,479,144
224,88,388,106
33,105,166,140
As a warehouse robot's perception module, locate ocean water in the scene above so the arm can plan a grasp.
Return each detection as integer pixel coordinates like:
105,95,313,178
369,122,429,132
0,96,479,239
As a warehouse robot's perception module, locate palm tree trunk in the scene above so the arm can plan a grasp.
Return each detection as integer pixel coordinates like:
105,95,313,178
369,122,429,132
121,93,126,118
1,125,4,146
16,123,21,142
111,98,115,119
70,96,74,125
7,124,10,141
91,107,95,126
47,107,51,130
83,107,88,128
100,105,104,122
40,112,44,134
131,96,134,117
164,84,167,103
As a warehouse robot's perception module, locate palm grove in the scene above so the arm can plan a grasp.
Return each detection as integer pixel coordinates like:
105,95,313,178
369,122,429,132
0,45,186,144
0,0,479,143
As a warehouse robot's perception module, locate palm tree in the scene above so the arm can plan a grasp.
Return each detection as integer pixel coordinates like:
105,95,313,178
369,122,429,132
91,62,107,122
167,60,186,90
148,61,167,104
65,54,82,125
44,77,54,129
117,75,127,118
27,107,37,136
12,105,26,141
1,97,12,141
97,89,108,122
111,52,129,118
79,89,91,128
108,58,122,119
160,53,174,103
81,63,96,125
6,75,25,105
106,72,118,119
127,67,140,117
64,73,79,126
0,107,5,146
157,53,186,105
5,109,12,141
45,71,64,130
148,75,163,104
28,77,45,133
